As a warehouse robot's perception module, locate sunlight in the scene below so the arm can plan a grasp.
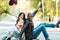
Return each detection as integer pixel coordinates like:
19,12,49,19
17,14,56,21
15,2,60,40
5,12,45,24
17,0,30,13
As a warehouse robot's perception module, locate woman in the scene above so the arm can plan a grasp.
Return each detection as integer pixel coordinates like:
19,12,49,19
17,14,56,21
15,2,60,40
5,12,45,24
2,12,25,40
16,12,25,25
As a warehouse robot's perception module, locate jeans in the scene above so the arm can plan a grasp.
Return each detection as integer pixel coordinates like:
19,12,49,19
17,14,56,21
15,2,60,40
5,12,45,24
33,25,49,39
38,22,56,28
19,22,49,39
2,36,7,40
2,23,50,40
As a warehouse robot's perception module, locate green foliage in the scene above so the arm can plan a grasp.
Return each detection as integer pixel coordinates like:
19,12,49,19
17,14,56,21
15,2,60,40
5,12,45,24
0,0,8,18
0,0,14,18
0,0,60,18
30,0,48,17
58,1,60,17
1,13,7,18
30,0,41,9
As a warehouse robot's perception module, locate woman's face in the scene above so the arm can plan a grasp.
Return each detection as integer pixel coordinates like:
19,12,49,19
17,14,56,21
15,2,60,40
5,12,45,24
19,14,24,19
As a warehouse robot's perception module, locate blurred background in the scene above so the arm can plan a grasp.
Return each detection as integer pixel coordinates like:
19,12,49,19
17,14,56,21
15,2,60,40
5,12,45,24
0,0,60,40
0,0,60,22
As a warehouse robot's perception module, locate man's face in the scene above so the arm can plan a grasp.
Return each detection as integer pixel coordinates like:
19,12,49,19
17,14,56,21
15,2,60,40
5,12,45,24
28,13,33,21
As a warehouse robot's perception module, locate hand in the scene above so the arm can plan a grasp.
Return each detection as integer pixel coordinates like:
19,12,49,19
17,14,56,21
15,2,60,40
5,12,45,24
9,0,17,6
37,2,42,9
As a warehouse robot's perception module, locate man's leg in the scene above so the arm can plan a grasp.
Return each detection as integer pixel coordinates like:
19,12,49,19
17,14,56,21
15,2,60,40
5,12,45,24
33,25,49,39
38,22,55,28
41,25,49,38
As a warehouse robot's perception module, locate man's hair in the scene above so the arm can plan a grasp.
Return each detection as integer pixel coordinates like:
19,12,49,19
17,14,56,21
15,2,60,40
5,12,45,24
27,13,33,17
27,13,30,17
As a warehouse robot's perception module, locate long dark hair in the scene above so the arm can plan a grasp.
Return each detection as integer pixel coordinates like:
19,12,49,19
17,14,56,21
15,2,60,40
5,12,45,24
16,12,25,25
56,20,60,28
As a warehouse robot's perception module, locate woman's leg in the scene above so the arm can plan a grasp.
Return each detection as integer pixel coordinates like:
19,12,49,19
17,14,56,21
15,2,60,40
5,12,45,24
33,25,49,39
2,30,12,40
38,22,55,28
2,36,7,40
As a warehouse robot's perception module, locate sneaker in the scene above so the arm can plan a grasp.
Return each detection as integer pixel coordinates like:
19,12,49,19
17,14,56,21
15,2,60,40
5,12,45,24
45,38,50,40
33,39,39,40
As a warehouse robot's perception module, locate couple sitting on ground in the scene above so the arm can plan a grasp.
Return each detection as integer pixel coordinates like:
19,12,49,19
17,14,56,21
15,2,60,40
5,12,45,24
2,4,50,40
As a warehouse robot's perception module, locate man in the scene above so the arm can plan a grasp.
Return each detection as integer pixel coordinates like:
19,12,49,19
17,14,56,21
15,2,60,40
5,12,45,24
19,3,42,40
19,2,50,40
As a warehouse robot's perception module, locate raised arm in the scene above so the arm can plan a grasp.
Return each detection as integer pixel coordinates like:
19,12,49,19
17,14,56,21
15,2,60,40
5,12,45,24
32,2,42,17
32,9,38,17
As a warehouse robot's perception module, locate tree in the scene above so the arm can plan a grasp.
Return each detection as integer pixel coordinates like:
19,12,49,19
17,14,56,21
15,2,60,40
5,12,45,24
0,0,15,19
